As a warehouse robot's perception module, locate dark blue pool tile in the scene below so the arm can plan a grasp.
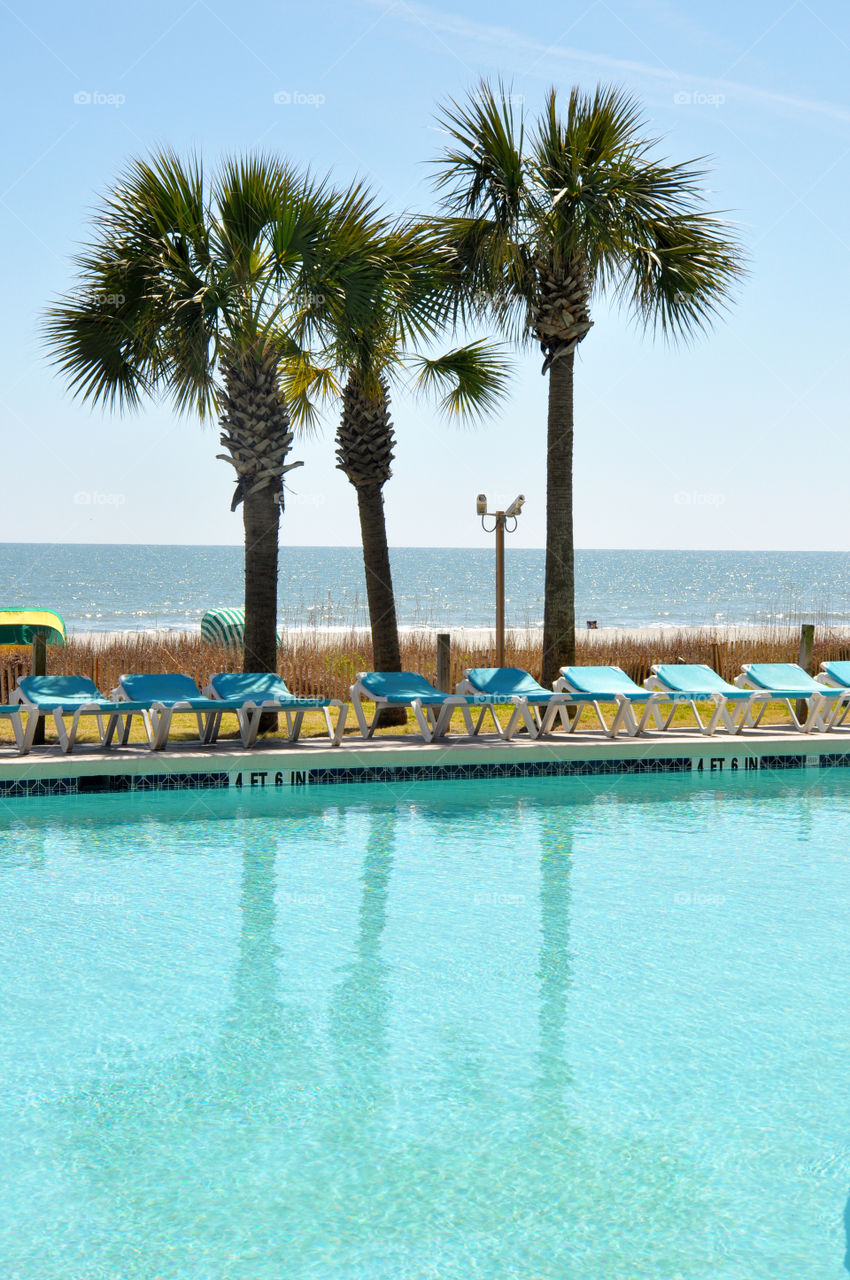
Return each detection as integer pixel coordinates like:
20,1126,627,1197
0,776,77,798
138,772,230,791
759,755,807,770
820,753,850,768
308,756,694,786
0,770,233,799
78,774,133,793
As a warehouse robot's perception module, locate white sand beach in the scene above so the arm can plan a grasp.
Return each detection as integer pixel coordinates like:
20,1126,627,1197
68,621,850,650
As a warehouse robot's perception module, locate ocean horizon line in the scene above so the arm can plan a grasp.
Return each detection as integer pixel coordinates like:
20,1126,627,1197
3,541,850,555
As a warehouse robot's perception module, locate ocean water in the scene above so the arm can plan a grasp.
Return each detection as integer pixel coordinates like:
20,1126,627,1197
3,771,850,1278
1,543,850,633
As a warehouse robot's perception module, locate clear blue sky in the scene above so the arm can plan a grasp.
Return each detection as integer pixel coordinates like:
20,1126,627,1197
2,0,848,549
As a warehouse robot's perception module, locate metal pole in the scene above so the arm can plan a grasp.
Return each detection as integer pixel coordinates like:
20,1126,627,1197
495,513,505,667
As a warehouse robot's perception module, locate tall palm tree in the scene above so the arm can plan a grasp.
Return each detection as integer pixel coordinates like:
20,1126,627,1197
434,83,744,684
284,222,510,722
44,150,381,674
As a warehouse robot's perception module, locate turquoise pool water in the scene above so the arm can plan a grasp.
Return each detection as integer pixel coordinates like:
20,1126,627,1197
2,772,850,1278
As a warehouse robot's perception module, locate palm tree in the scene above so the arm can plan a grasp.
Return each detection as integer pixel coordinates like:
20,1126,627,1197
44,150,381,674
284,222,510,723
434,83,744,684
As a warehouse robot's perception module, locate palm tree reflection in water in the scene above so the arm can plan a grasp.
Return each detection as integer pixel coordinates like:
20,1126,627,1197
48,802,712,1276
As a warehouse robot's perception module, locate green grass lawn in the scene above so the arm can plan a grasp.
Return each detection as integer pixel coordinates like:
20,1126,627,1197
0,699,815,749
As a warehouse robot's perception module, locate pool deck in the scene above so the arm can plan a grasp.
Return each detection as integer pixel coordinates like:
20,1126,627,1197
2,726,850,797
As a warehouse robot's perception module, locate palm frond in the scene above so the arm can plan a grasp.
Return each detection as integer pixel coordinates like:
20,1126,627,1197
619,212,745,340
42,297,153,410
278,348,341,432
409,340,513,424
435,215,537,343
433,78,526,228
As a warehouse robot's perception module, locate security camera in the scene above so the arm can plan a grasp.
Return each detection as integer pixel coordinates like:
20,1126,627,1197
476,493,487,516
505,494,525,518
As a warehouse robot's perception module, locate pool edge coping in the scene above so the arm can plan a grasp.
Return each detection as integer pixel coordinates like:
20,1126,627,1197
1,731,849,798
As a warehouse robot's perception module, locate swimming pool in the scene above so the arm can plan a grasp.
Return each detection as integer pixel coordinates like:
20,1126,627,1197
2,771,849,1278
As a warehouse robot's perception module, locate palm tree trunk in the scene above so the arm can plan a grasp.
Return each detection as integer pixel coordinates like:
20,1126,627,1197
242,482,280,674
542,351,576,686
356,482,406,727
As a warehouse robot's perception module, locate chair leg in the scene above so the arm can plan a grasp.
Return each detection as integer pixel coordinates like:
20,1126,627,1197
804,694,827,733
9,712,24,753
478,704,503,735
590,700,615,736
238,705,261,749
139,710,157,748
705,698,727,736
471,704,488,733
724,702,749,734
151,707,173,751
53,710,70,753
331,703,348,746
458,701,476,735
611,697,639,738
827,695,850,729
67,710,87,752
21,711,40,754
502,701,537,741
432,697,471,740
635,700,657,734
348,686,368,737
539,699,567,735
659,701,677,731
103,713,121,748
411,699,434,742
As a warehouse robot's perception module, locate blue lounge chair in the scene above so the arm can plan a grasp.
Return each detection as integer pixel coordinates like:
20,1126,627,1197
13,676,149,753
349,671,481,742
555,665,668,737
114,673,254,750
736,663,850,732
816,661,850,728
205,672,347,746
458,668,576,737
645,664,776,735
352,671,557,742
